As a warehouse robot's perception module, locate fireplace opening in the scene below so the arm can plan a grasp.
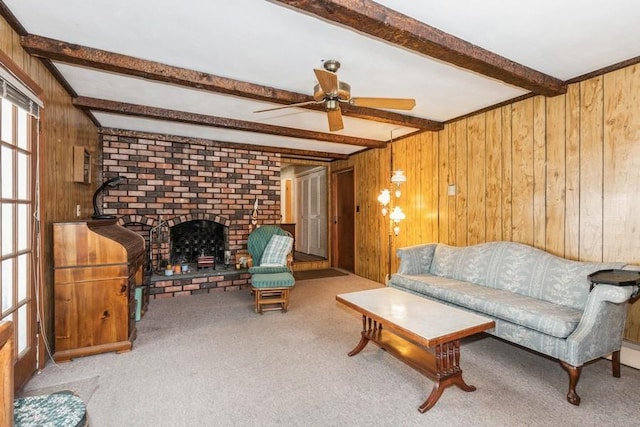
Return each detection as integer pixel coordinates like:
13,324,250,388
170,220,228,266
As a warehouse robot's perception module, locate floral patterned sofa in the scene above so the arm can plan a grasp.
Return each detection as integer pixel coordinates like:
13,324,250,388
388,241,637,406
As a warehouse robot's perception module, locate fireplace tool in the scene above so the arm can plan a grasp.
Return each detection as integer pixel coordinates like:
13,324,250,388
149,219,169,273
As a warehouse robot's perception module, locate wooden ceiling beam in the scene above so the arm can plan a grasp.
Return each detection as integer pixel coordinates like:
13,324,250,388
274,0,567,97
21,34,441,130
100,128,348,160
73,96,386,148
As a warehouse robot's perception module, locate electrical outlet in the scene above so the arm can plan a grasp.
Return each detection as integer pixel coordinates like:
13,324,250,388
76,205,81,217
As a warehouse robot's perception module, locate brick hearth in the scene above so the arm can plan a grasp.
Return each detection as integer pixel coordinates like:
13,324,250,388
99,131,282,297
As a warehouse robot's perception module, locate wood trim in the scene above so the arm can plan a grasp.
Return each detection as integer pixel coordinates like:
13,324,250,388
0,48,44,98
444,93,536,125
566,55,640,84
274,0,566,96
74,96,384,149
0,2,27,36
21,35,441,131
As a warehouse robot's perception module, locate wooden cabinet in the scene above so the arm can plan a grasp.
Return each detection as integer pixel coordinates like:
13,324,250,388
53,219,145,362
0,321,13,425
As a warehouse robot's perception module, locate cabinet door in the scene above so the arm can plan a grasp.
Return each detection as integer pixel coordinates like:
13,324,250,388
55,279,129,351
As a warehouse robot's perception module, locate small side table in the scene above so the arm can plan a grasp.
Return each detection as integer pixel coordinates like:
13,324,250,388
587,269,640,298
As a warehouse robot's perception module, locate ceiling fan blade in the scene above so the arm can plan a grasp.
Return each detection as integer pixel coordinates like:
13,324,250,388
314,68,338,94
253,100,319,113
350,97,416,110
327,108,344,132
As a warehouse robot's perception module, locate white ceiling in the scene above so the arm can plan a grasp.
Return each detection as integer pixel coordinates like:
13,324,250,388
4,0,640,159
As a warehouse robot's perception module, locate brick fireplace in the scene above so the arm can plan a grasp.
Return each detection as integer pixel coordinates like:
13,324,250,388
169,218,227,265
98,131,283,298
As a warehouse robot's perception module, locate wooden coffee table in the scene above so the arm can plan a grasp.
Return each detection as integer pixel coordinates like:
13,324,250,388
336,287,495,412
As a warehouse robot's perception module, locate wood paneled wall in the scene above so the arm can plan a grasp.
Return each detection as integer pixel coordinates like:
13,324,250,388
1,17,100,354
332,64,640,342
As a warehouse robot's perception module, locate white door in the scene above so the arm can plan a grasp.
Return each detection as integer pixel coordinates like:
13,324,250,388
297,168,327,257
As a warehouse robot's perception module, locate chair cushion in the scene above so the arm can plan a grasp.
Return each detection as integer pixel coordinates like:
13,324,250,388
14,391,87,427
260,235,293,266
249,265,290,274
252,272,295,288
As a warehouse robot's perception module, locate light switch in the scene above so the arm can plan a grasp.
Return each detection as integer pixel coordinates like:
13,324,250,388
448,184,456,196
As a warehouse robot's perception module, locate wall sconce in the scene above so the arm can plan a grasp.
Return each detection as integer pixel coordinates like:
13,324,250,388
378,170,406,235
92,176,125,219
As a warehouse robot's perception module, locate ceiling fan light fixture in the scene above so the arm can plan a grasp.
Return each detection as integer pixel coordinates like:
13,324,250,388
322,59,341,73
256,59,415,132
325,99,339,111
337,81,351,100
314,81,351,102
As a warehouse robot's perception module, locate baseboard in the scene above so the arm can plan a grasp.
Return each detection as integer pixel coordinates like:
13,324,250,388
621,341,640,369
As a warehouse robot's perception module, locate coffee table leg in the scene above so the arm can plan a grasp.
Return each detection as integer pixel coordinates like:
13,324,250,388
418,340,476,413
348,315,381,356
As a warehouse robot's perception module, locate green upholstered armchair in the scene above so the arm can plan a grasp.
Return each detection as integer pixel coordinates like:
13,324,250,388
247,225,294,274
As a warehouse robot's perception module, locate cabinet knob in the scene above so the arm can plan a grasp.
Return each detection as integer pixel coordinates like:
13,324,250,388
101,310,110,319
120,284,127,293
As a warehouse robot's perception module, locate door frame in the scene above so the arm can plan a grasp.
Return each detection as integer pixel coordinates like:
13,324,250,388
295,166,327,257
331,167,355,271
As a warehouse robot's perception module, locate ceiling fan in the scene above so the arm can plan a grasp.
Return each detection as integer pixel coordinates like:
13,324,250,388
254,60,416,132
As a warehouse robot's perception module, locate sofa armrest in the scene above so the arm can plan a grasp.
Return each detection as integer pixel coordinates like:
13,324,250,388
396,243,437,275
564,284,635,366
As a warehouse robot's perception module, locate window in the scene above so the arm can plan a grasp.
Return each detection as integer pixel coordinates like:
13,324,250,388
1,96,35,355
0,66,40,385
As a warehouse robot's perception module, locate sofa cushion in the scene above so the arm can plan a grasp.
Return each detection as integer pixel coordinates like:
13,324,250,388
390,273,583,338
430,242,499,285
430,242,625,310
524,256,625,310
396,243,437,274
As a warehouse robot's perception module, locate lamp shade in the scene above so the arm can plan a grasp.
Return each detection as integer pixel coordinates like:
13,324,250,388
391,170,407,185
389,206,406,222
377,189,391,206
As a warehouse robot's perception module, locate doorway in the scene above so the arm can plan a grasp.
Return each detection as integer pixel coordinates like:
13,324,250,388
280,163,328,261
331,168,355,272
297,167,327,257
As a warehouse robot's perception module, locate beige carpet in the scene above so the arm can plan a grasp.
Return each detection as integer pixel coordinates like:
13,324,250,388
21,273,640,426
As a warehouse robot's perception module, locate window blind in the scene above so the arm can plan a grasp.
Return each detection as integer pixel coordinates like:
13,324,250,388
0,66,42,118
